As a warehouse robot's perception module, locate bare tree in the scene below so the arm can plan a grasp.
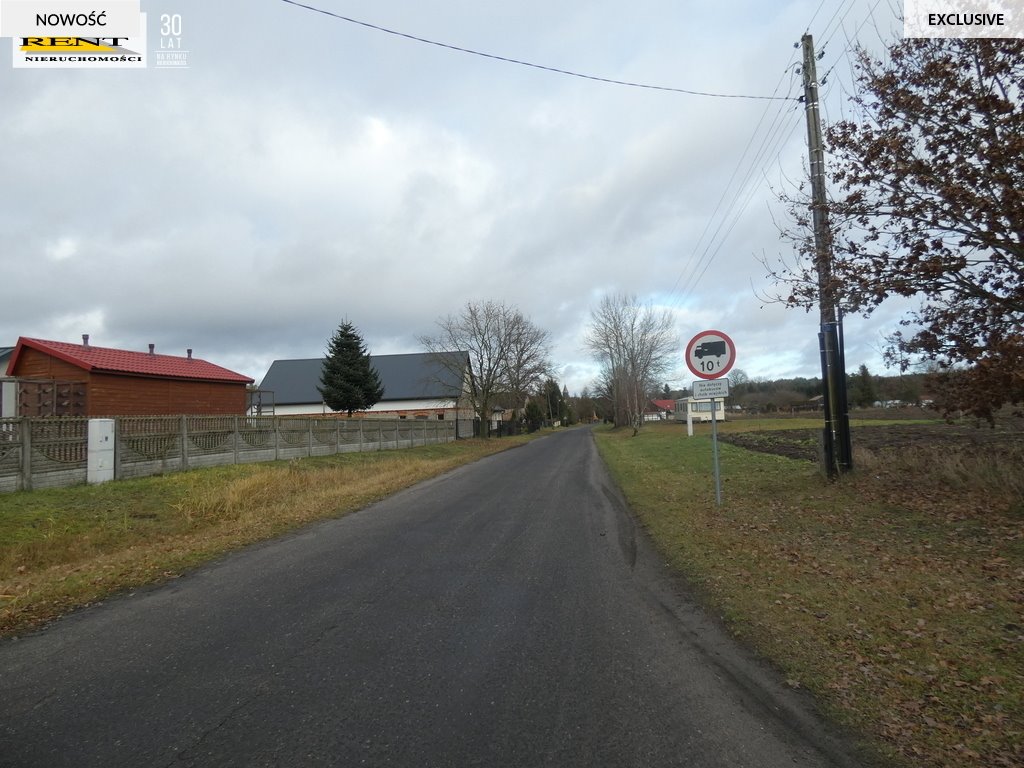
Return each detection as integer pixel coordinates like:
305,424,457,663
584,294,676,432
502,310,552,414
419,300,550,437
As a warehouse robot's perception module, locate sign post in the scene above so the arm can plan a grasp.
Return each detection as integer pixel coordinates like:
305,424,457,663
685,331,736,506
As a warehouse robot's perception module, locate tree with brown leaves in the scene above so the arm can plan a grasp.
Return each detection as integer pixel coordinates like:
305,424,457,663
770,39,1024,421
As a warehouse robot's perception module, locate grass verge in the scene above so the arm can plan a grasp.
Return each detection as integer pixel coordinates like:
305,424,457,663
0,436,535,637
594,421,1022,768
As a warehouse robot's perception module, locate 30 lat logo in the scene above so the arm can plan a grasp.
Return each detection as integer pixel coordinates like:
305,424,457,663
154,12,188,68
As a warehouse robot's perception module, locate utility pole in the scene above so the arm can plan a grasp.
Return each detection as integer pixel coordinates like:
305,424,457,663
801,33,852,477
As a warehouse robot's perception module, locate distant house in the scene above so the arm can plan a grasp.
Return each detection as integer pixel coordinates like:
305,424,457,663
5,336,254,417
255,351,472,420
645,399,676,421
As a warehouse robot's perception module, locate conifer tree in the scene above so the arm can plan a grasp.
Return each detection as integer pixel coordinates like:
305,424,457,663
318,322,384,416
849,364,877,408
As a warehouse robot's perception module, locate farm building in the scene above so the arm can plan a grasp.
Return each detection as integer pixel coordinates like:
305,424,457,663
256,351,472,420
4,336,254,417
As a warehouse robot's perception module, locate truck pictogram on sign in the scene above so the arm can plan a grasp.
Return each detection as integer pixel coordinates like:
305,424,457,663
694,341,727,359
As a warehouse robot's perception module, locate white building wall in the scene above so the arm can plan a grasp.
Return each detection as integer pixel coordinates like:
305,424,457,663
674,397,726,423
265,399,459,417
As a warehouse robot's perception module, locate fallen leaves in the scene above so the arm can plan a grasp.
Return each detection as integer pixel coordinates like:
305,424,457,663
597,420,1024,768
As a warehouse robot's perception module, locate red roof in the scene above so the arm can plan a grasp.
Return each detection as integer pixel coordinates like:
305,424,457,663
9,337,254,384
650,399,676,411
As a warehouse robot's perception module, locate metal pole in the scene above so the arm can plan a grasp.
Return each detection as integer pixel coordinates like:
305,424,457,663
834,314,853,470
710,399,722,506
818,329,837,477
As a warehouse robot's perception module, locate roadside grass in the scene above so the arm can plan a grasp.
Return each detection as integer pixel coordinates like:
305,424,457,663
594,421,1023,768
0,435,536,637
854,442,1024,510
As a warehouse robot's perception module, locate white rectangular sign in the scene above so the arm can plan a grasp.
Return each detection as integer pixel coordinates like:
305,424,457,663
904,0,1024,38
692,378,730,400
1,0,140,38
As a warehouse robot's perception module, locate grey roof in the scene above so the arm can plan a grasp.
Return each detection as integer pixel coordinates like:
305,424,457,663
258,351,469,406
0,347,14,377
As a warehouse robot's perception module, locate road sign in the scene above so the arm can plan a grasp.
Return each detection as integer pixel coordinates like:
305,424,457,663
692,378,730,400
685,330,736,380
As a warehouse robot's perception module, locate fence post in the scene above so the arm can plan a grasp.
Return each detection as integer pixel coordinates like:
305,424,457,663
274,418,280,461
233,416,239,465
20,417,32,492
336,418,341,455
308,418,313,458
180,415,190,471
113,417,121,480
358,419,364,452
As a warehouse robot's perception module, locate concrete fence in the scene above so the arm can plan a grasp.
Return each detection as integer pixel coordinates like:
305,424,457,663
0,416,456,493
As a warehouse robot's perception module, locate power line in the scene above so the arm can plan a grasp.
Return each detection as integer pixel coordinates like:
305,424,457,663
804,0,830,33
672,100,805,306
819,0,866,54
279,0,797,101
819,0,897,120
668,1,901,307
664,57,804,307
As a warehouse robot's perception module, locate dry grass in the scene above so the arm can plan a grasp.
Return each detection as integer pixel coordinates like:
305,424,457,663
854,442,1024,511
0,437,535,636
594,421,1023,768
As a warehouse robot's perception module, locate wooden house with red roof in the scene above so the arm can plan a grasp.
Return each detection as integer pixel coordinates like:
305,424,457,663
5,336,254,417
644,398,676,421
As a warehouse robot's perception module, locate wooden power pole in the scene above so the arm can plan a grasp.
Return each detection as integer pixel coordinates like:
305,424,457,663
801,33,852,477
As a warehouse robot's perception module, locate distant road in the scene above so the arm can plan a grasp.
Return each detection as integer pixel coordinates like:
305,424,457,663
0,428,865,767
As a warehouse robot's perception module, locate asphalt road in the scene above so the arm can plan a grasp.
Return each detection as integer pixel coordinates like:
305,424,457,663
0,428,866,767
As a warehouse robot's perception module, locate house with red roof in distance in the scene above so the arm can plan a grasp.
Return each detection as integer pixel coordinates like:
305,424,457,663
4,335,254,417
644,398,676,422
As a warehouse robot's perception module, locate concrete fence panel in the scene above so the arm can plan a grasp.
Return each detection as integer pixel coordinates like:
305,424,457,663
0,416,457,493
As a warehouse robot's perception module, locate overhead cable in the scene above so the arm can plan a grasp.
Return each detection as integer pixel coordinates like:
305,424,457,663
280,0,797,101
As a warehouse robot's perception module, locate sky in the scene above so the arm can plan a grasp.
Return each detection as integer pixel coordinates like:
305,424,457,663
0,0,909,395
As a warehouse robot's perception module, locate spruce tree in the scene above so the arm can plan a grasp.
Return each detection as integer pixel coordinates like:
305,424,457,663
850,364,877,408
318,322,384,416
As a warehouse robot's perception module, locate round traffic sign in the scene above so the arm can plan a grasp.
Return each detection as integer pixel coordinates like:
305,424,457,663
686,330,736,380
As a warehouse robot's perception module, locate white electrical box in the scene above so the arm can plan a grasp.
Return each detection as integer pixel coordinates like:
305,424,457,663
87,418,115,484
